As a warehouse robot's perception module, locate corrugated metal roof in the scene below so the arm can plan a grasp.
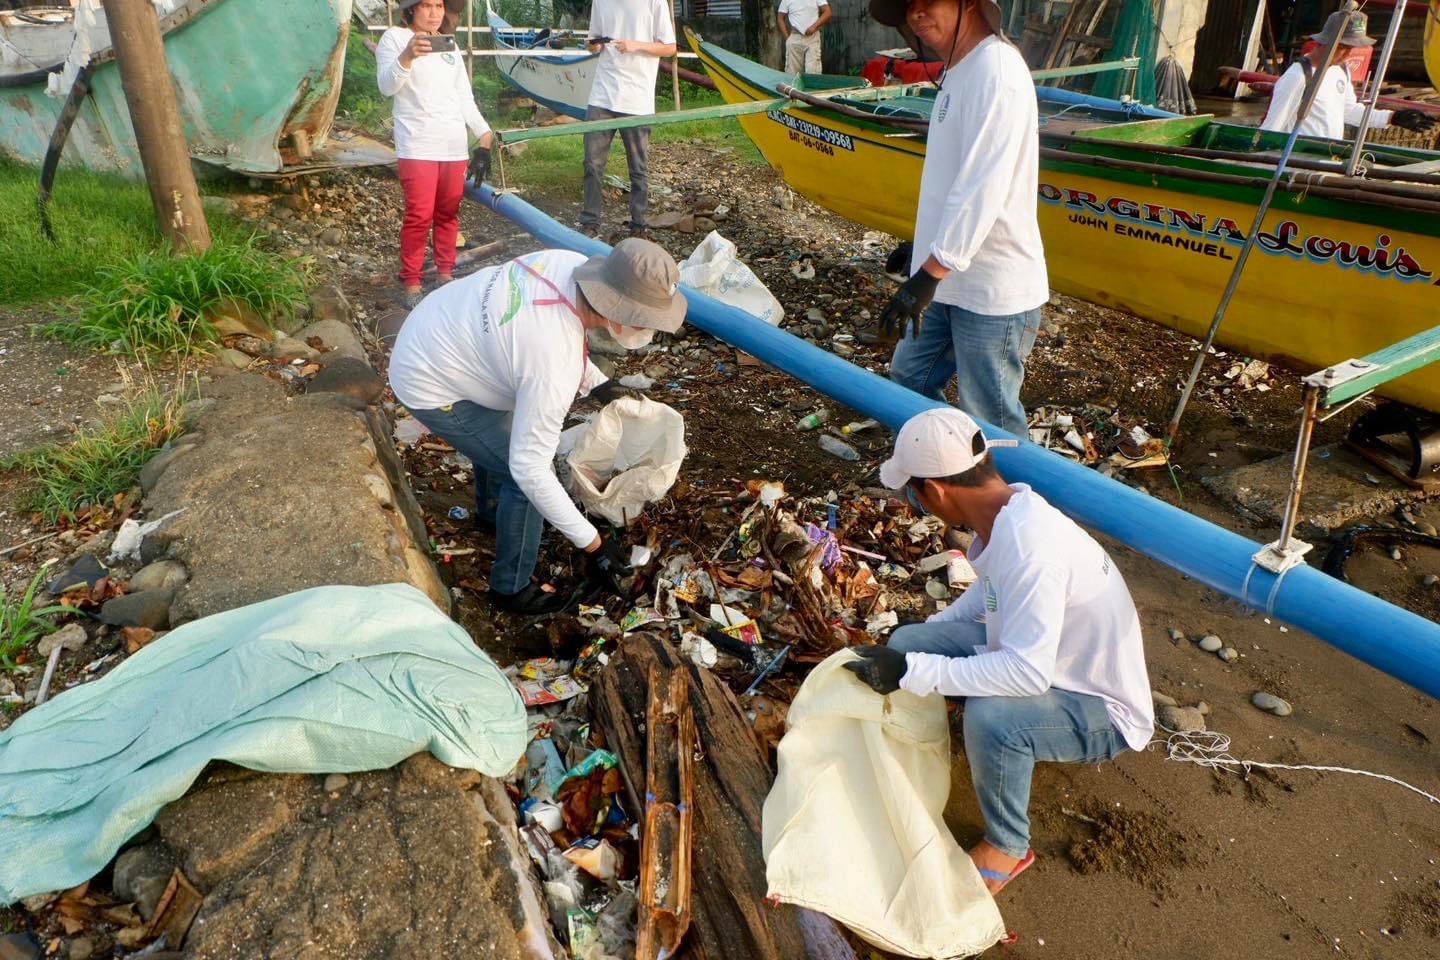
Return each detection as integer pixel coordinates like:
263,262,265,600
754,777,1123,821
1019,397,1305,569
675,0,742,18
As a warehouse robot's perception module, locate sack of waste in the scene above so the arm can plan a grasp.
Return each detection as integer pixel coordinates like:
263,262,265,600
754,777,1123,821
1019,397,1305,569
679,231,784,326
566,395,686,526
762,650,1006,958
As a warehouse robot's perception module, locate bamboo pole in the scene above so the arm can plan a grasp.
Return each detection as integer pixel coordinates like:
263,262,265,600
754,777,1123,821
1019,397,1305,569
466,0,475,80
668,2,682,112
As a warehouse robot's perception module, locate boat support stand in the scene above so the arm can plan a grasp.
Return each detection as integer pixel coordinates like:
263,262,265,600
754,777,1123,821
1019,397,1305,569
1259,324,1440,574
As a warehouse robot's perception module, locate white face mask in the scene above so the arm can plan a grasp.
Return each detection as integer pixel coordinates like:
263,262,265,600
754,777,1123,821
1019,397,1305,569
609,325,655,350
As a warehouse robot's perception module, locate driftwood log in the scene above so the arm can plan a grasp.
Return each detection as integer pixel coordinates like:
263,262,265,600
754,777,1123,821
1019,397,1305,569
592,635,858,960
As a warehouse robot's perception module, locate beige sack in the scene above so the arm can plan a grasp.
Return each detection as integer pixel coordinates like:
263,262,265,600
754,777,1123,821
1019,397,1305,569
762,650,1006,958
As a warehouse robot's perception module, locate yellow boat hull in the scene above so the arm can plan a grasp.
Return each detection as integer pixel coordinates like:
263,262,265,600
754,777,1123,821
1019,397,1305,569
1427,1,1440,91
704,44,1440,412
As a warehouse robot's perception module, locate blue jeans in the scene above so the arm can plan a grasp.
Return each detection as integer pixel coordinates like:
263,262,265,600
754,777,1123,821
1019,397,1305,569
409,400,543,595
889,302,1041,436
888,620,1129,859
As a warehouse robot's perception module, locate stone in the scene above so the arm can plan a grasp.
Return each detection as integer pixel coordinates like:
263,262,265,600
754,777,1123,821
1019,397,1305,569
805,307,826,323
99,589,176,630
318,227,345,246
323,773,349,793
269,336,320,362
47,554,107,596
179,397,217,429
139,532,176,566
306,357,383,406
0,676,13,697
36,622,87,657
1420,522,1438,537
1390,547,1403,562
1151,690,1177,708
0,933,41,960
1198,634,1223,653
129,559,190,594
140,442,198,493
1251,691,1293,717
1156,704,1206,733
113,843,177,920
218,348,253,371
233,335,271,357
294,318,364,361
1424,574,1438,587
309,286,349,326
362,474,393,509
1196,700,1211,715
1166,627,1185,642
68,938,95,960
1218,646,1238,662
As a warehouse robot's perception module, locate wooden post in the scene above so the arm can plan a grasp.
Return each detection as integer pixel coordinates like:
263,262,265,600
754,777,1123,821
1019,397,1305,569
104,0,211,253
466,0,475,81
668,0,682,110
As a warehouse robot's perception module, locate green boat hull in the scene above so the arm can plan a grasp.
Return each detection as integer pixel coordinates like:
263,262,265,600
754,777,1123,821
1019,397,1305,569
0,0,353,176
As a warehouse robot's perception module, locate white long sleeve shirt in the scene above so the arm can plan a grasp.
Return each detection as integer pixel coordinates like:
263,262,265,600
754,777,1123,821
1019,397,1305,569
388,252,609,548
911,36,1049,316
898,485,1154,751
587,0,676,116
1260,60,1391,141
376,27,491,161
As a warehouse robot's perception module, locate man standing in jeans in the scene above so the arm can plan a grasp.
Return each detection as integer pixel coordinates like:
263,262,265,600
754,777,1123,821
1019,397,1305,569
777,0,831,74
869,0,1048,435
580,0,677,238
846,408,1153,894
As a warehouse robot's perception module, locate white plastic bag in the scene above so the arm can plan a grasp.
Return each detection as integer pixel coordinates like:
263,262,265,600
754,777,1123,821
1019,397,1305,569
566,396,686,526
679,231,784,326
762,650,1006,958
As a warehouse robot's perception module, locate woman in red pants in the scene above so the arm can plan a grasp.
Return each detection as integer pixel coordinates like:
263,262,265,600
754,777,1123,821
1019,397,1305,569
377,0,494,308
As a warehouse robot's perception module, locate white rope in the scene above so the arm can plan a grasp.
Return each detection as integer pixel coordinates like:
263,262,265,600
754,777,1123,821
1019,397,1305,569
1152,725,1440,807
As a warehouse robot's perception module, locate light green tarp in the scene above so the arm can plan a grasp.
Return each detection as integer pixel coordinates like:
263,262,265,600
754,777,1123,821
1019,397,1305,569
0,583,527,904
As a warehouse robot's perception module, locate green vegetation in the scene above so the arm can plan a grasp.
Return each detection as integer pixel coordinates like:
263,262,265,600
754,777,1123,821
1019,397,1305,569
336,29,392,136
42,238,309,358
0,566,69,669
0,158,253,306
4,382,193,523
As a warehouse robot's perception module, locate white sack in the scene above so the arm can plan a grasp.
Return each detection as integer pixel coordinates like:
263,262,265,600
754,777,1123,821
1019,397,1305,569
679,231,784,326
762,650,1006,958
566,396,686,526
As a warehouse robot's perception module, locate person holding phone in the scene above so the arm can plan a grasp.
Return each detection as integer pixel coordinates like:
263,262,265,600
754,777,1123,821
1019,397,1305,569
377,0,495,308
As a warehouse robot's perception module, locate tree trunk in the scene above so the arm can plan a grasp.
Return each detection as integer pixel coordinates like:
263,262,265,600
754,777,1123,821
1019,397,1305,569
104,0,211,253
592,635,859,960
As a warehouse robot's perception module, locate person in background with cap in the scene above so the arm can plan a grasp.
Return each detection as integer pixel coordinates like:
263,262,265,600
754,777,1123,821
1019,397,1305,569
579,0,677,239
377,0,496,309
387,239,687,615
777,0,831,74
866,0,1048,437
845,408,1153,895
1260,10,1434,140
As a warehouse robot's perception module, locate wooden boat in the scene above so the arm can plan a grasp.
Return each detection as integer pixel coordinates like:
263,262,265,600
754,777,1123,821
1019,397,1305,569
487,5,596,119
0,0,388,176
690,30,1440,412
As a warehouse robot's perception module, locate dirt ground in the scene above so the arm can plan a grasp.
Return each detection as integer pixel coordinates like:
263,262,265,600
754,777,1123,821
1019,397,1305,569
2,140,1438,958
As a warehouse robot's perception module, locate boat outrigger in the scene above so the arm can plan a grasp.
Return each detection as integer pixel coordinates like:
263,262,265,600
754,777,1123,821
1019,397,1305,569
687,30,1440,413
0,0,387,176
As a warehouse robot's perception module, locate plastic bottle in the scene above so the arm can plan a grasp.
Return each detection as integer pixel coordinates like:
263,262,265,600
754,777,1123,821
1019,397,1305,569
818,434,860,461
841,419,879,435
795,408,831,431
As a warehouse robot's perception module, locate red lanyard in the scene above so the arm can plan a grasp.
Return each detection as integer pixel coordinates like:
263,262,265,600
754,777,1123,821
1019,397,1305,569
512,255,589,392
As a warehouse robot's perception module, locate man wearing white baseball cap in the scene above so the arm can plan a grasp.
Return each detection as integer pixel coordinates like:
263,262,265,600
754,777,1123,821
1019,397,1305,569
845,407,1153,894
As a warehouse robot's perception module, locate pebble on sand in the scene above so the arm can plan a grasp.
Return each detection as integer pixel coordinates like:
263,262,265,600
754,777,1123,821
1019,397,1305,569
1198,634,1223,653
323,773,349,794
1157,704,1206,733
1423,574,1438,588
1251,691,1293,717
1218,647,1238,663
1151,691,1178,708
1166,627,1185,642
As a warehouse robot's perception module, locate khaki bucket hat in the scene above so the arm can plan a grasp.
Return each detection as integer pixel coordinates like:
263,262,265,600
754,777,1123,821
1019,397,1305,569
573,238,687,333
1310,10,1374,47
868,0,1007,39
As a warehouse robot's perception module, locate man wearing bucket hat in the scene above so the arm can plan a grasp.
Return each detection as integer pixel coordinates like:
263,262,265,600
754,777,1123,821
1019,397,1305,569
844,408,1153,895
388,239,687,615
866,0,1048,436
1261,10,1435,139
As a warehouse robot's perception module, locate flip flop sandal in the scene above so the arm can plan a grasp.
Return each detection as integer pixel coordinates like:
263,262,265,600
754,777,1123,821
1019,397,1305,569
976,848,1035,894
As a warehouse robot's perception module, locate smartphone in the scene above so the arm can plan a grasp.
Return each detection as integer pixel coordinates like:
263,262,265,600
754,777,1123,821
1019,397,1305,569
427,34,457,52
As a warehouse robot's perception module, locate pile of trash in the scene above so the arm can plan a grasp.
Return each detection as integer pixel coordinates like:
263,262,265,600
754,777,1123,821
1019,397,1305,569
1028,404,1170,473
496,479,981,955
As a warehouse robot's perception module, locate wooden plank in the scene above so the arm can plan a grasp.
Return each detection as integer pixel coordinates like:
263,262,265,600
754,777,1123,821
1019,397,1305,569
592,635,859,960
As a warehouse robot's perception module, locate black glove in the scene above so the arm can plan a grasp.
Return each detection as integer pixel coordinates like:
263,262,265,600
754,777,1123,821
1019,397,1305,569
588,379,631,405
879,270,941,339
585,537,630,595
884,241,913,278
842,645,908,695
1391,109,1436,133
468,145,492,186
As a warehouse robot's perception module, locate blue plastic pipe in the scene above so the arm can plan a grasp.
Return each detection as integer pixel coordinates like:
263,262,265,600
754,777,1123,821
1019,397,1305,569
467,184,1440,701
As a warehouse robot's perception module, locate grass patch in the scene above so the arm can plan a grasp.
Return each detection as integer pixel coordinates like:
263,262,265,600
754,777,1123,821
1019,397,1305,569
0,158,251,306
4,380,194,523
0,566,69,669
337,28,392,136
41,238,310,358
